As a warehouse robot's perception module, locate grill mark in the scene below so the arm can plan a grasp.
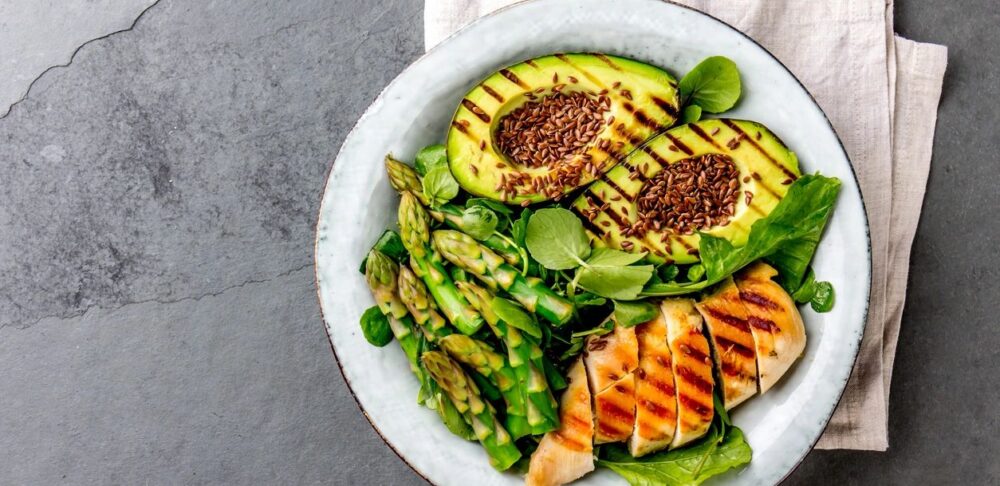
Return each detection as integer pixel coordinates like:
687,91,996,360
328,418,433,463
598,173,635,202
598,420,632,438
721,120,799,180
613,123,645,146
480,84,504,102
679,340,710,363
524,59,539,68
553,431,590,451
640,145,671,169
563,413,592,432
450,121,474,138
593,53,623,71
713,335,756,359
622,102,661,130
499,69,529,89
643,376,676,397
597,398,635,425
740,290,780,310
748,315,779,333
704,307,751,332
664,133,693,155
651,96,679,119
577,209,609,236
637,399,675,421
688,123,725,151
755,179,782,199
678,394,714,419
554,54,605,86
675,365,713,395
461,99,491,123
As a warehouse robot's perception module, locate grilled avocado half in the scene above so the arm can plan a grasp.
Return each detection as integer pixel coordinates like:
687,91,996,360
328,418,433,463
571,119,801,264
447,53,680,204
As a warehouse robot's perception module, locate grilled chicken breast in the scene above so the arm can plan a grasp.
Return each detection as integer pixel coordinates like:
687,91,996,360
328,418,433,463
585,321,638,444
696,277,759,410
734,262,807,394
628,311,678,457
661,298,715,448
526,357,595,486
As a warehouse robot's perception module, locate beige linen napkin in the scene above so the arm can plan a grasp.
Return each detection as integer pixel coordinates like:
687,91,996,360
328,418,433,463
424,0,946,450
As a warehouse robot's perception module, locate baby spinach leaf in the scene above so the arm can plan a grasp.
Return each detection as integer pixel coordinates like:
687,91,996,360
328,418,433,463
525,208,591,270
422,165,459,207
577,248,654,300
681,104,703,124
491,296,543,339
358,230,408,274
414,144,448,175
460,206,499,240
359,306,393,347
810,281,835,313
613,300,660,327
679,56,742,113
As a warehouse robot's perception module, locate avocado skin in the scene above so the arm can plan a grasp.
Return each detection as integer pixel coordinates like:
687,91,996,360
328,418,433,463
447,53,680,204
571,119,801,264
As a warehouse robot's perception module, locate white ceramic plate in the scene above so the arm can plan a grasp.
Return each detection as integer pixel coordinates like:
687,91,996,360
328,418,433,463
315,1,871,484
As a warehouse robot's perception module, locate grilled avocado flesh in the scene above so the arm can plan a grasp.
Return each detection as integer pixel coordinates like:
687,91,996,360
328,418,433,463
572,119,801,264
447,53,680,204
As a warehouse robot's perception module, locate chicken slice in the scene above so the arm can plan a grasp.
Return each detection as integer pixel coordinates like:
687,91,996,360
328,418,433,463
696,277,759,410
526,357,594,486
734,262,807,394
583,320,638,393
661,298,715,448
592,373,636,444
628,311,677,457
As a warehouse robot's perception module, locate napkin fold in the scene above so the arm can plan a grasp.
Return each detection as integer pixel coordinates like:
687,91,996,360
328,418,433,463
424,0,946,450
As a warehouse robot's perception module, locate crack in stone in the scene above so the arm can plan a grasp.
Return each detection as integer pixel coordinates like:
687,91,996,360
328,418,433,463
0,0,165,119
10,263,315,330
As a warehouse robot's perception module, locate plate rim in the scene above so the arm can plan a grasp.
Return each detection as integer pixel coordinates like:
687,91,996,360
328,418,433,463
313,0,873,484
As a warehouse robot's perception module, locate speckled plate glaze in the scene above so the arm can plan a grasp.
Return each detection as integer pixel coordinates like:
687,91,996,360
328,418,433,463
314,1,871,484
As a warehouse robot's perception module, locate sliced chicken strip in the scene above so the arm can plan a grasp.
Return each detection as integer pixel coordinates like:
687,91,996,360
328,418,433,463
734,262,807,394
585,321,638,444
696,277,759,410
526,357,594,486
592,373,636,444
628,311,677,457
661,298,715,448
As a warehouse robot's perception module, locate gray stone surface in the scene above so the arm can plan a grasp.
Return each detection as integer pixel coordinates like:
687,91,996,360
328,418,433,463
0,0,995,484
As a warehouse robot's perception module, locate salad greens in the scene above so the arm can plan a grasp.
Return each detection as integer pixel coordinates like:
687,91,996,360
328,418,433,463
359,305,394,347
678,56,742,113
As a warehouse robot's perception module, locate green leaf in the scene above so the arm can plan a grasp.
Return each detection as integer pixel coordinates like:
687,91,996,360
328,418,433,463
681,104,703,124
360,306,393,347
686,264,706,283
460,206,499,240
525,208,591,270
358,230,408,274
414,144,448,175
542,356,568,390
467,198,513,231
512,208,532,248
576,248,654,300
679,56,742,113
573,292,608,307
642,175,841,296
422,165,459,207
791,270,818,303
658,264,680,282
810,281,835,312
613,300,660,327
491,296,543,339
598,425,752,486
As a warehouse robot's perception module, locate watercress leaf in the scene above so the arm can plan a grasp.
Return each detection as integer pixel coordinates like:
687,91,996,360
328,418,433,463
613,300,660,327
586,247,647,267
573,292,608,307
491,296,543,339
658,264,680,282
681,104,703,124
467,198,513,231
577,263,655,300
414,144,447,175
459,206,499,240
687,264,706,282
358,230,408,274
525,208,592,270
422,165,459,207
679,56,742,113
359,306,393,347
512,208,533,248
810,281,835,313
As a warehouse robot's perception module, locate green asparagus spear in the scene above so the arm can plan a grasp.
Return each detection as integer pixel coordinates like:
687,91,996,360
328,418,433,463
385,156,522,266
397,264,450,340
457,281,560,435
432,229,575,325
422,351,522,471
398,192,484,335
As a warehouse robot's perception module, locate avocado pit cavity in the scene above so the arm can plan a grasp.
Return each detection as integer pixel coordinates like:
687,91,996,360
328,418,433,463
495,91,610,169
632,154,740,235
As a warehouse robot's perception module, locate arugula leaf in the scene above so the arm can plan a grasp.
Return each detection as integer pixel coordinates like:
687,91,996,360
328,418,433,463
359,306,393,347
491,296,543,339
358,230,408,274
460,206,499,240
414,144,447,175
422,165,459,207
681,104,703,124
810,281,835,313
679,56,742,113
642,175,841,296
526,208,591,270
598,424,752,486
577,248,654,300
613,300,660,327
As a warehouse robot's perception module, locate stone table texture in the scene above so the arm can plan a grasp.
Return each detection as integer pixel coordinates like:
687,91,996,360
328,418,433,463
0,0,996,484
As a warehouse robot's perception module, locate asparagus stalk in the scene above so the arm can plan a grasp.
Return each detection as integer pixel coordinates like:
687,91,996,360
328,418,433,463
397,264,450,340
385,156,522,266
398,192,484,335
422,351,522,471
432,229,575,325
457,280,560,435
